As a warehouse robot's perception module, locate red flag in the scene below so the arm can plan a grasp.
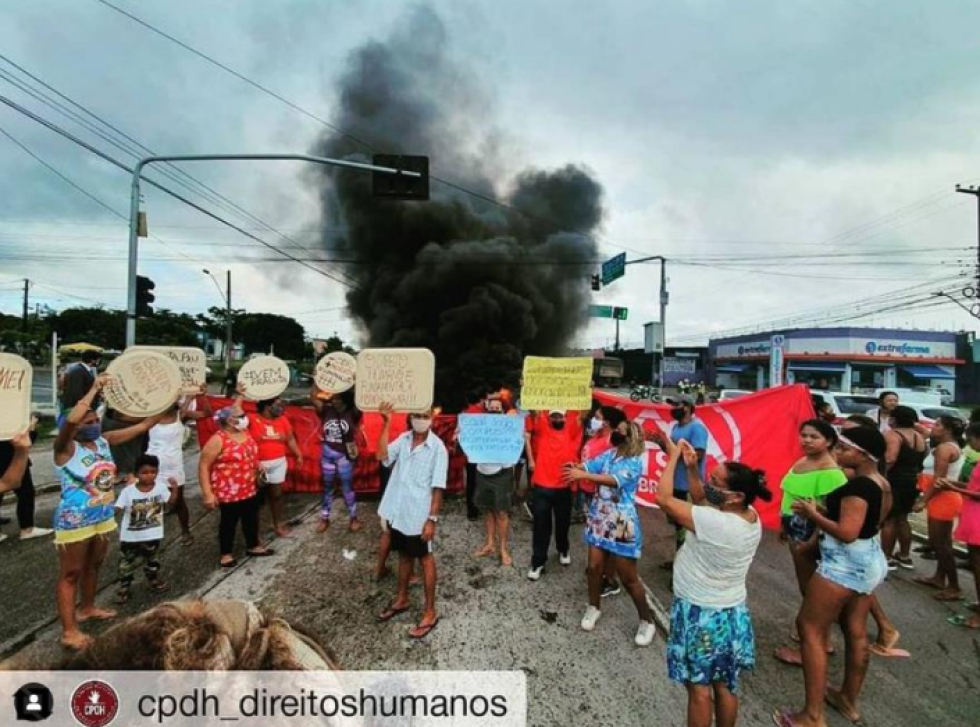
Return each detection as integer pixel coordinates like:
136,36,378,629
595,385,815,530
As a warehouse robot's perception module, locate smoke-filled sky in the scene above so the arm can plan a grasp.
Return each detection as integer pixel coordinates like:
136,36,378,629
2,0,980,352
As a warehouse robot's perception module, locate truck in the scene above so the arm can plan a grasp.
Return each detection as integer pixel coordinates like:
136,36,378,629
593,356,624,388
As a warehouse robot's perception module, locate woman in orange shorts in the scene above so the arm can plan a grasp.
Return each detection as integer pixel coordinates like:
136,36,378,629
913,416,965,601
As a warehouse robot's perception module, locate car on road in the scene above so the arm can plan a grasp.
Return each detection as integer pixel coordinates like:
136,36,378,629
718,389,753,401
903,403,966,430
810,391,879,426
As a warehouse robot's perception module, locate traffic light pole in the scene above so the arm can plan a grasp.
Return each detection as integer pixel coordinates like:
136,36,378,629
125,153,422,346
624,255,668,398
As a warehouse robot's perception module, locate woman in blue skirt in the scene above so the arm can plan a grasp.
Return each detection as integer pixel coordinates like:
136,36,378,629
656,434,771,727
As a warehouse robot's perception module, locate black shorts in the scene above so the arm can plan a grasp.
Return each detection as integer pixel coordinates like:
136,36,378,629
888,477,919,517
390,527,432,559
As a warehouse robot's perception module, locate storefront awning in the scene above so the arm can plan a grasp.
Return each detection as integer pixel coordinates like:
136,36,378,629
716,363,750,374
788,362,847,373
900,364,956,380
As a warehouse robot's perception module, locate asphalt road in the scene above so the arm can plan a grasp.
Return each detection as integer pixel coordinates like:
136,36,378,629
2,450,978,726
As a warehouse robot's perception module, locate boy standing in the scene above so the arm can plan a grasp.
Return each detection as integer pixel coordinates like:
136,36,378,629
114,454,177,604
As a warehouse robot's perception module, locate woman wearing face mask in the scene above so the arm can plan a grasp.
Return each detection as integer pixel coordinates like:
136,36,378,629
52,374,162,651
774,419,847,666
145,385,212,545
778,426,889,727
249,397,303,539
198,405,274,568
310,386,362,533
564,420,656,646
657,435,769,727
913,415,966,601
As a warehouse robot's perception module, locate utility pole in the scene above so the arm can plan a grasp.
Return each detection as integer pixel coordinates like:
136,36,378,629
21,278,28,333
956,185,980,293
615,318,621,351
225,270,233,371
624,255,668,398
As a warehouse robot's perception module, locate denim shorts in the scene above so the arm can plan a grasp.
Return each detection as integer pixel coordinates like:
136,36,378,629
817,533,887,595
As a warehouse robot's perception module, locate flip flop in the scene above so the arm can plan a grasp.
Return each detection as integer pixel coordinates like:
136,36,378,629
377,604,410,623
869,643,911,658
947,614,980,629
220,559,238,569
246,549,276,557
409,617,440,639
933,590,963,602
771,708,801,727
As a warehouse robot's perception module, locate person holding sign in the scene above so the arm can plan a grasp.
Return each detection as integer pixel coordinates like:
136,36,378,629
310,387,362,533
52,374,163,651
525,409,583,581
375,402,447,640
564,420,655,646
471,398,518,567
249,396,304,538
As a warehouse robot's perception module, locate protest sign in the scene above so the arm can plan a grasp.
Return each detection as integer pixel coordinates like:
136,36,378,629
314,351,357,393
355,348,435,412
0,353,33,441
520,356,593,411
237,355,290,400
130,346,207,394
458,413,526,465
104,350,182,417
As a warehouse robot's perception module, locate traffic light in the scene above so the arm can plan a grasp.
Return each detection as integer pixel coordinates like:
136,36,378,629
612,306,629,320
372,154,430,200
136,275,156,317
591,274,601,291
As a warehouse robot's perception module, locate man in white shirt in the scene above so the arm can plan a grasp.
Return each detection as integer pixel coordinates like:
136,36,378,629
375,401,448,640
866,391,899,434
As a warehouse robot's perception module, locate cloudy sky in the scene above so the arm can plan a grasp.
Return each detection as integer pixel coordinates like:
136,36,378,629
2,0,979,350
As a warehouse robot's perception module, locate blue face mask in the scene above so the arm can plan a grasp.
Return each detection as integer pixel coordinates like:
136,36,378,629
76,423,102,442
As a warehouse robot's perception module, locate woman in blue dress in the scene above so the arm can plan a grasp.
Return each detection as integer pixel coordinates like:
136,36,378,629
564,418,656,647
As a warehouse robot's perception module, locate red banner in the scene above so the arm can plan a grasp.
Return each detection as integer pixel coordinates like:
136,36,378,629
595,385,815,529
195,398,466,497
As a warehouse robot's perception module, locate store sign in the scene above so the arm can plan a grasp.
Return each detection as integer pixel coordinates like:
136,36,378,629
864,341,931,356
664,357,697,375
769,335,785,387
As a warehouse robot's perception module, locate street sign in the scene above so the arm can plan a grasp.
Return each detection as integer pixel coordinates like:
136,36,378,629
612,306,628,321
601,252,626,286
588,305,614,318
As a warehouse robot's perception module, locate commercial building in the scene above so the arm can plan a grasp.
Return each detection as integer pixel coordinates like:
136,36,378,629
709,327,963,396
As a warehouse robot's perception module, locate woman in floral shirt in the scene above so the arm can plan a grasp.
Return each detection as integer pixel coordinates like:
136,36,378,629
199,405,274,568
564,418,656,647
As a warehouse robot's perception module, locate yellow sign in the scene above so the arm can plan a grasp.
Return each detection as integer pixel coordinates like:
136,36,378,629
521,356,593,411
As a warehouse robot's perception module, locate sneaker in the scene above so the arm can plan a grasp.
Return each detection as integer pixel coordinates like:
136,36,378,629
527,566,544,581
895,556,914,570
887,559,899,572
559,552,571,567
601,580,621,598
19,527,53,541
635,621,656,647
581,605,602,632
913,544,933,554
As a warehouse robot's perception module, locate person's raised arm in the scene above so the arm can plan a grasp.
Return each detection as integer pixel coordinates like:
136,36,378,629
180,385,212,420
309,384,326,415
0,431,31,494
103,412,164,447
54,374,106,462
657,435,696,531
375,401,394,463
198,434,222,511
682,441,707,505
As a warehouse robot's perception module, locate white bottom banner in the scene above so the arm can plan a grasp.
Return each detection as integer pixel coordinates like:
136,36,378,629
1,671,527,727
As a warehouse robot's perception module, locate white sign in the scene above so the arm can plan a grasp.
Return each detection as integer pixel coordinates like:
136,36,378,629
0,353,32,441
355,348,435,412
130,346,207,394
104,350,183,417
237,356,290,401
315,351,357,393
769,335,785,388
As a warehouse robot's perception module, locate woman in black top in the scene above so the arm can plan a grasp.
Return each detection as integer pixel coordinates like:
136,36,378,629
776,426,889,727
882,405,927,569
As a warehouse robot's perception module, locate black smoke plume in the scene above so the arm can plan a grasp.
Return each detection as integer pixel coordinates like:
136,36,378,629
310,7,604,411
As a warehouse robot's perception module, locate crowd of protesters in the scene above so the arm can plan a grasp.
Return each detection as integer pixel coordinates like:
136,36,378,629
2,364,979,727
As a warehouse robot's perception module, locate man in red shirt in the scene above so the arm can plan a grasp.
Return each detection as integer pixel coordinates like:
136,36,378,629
249,398,303,538
525,409,583,580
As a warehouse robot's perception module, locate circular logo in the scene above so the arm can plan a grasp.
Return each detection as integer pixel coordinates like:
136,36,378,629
70,681,119,727
865,341,877,354
13,682,54,722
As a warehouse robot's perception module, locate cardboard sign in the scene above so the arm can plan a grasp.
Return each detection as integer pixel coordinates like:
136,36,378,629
130,346,207,394
237,355,290,400
104,350,182,418
521,356,593,411
458,413,526,465
315,351,357,393
0,353,33,441
355,348,435,412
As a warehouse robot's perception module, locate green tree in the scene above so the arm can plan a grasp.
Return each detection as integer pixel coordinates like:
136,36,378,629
234,312,306,360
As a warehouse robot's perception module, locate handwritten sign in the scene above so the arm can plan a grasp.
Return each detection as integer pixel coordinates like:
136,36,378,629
130,346,207,394
521,356,593,411
315,351,357,393
355,348,435,412
458,413,526,465
238,355,290,400
0,353,32,441
104,350,182,418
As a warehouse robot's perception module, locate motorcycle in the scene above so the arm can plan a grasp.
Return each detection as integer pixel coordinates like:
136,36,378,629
629,385,660,403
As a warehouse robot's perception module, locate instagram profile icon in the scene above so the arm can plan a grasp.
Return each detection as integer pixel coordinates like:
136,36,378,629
14,683,54,721
70,681,119,727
